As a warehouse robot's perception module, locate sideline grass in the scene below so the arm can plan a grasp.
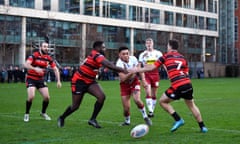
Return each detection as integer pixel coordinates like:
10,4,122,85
0,78,240,144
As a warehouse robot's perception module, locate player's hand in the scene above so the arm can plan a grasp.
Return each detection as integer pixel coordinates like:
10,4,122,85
34,67,44,74
128,67,138,74
141,79,148,88
56,81,62,88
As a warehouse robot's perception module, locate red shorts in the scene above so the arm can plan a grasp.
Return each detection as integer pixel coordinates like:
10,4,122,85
145,73,160,88
120,78,140,96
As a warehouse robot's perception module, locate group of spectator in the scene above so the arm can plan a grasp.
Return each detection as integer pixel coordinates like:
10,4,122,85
0,65,27,83
0,64,168,83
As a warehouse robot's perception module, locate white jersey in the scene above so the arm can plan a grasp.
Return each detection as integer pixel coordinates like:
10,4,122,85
116,56,138,70
138,49,162,65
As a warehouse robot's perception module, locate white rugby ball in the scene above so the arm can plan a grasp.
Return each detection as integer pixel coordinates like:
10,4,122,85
130,124,149,138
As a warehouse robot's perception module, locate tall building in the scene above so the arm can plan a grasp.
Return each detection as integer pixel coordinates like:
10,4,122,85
218,0,239,64
0,0,219,76
234,0,240,64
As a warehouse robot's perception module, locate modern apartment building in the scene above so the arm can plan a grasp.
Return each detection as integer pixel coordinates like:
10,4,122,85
218,0,239,64
0,0,219,74
234,0,240,64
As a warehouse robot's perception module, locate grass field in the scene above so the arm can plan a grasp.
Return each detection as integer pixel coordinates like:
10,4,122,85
0,78,240,144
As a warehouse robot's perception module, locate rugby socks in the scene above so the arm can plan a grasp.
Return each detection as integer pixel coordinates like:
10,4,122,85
90,101,103,120
41,100,49,114
171,112,181,121
60,106,74,119
125,115,130,124
198,121,206,129
152,96,157,113
146,96,153,113
25,100,32,114
139,106,148,118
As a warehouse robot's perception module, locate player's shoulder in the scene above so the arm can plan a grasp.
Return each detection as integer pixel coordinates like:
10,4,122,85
139,50,147,57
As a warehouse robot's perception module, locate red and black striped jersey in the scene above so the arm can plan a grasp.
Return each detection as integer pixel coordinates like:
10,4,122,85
75,50,105,84
26,51,56,80
154,51,191,89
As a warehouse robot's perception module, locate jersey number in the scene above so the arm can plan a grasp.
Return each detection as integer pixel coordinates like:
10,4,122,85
175,60,182,70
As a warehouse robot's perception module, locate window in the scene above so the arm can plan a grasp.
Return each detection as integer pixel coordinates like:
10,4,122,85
103,1,126,20
235,0,238,9
0,0,4,5
160,0,173,6
164,11,173,25
207,18,217,31
129,6,143,22
176,13,182,26
195,0,205,11
59,0,79,14
84,0,100,16
176,0,182,7
43,0,51,10
235,17,238,41
150,9,160,24
9,0,34,8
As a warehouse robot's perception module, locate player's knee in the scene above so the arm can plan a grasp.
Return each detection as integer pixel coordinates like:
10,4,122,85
98,94,106,103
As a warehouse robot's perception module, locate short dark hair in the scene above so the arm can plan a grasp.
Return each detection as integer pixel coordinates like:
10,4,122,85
93,41,104,49
168,39,179,50
118,46,129,53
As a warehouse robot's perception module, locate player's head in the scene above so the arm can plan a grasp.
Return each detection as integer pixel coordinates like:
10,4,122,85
93,41,106,55
145,38,154,51
40,41,49,55
118,46,129,63
168,39,179,51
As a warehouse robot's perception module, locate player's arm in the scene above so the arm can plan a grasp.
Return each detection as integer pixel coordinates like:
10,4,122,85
52,66,62,88
101,59,128,74
118,72,134,83
129,64,156,74
24,59,43,74
138,63,148,87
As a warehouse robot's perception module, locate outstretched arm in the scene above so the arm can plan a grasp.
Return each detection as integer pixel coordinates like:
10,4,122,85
101,59,128,74
129,64,157,74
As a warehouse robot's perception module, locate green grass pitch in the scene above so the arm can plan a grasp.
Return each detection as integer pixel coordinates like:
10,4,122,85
0,78,240,144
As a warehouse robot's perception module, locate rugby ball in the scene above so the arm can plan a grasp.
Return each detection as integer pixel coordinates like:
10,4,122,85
130,124,149,138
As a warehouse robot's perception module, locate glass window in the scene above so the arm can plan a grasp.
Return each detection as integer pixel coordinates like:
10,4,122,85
86,24,130,61
235,17,238,41
134,29,169,53
183,0,191,8
176,13,182,26
103,1,126,20
26,18,82,64
164,11,173,25
207,18,217,31
195,0,205,11
235,0,238,9
9,0,34,8
183,14,195,28
208,0,217,13
160,0,173,5
84,0,99,16
150,9,160,24
0,0,4,5
0,15,21,44
129,6,143,22
199,16,204,29
43,0,51,10
206,36,214,55
176,0,182,7
59,0,79,14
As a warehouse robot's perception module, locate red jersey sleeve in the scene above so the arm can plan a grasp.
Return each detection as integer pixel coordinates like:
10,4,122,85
95,55,105,64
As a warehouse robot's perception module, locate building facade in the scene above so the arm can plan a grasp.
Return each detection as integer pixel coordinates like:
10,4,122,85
218,0,239,64
234,0,240,64
0,0,219,75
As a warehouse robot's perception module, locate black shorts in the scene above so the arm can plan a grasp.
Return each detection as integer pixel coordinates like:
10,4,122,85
26,78,47,89
165,84,193,100
71,79,97,95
